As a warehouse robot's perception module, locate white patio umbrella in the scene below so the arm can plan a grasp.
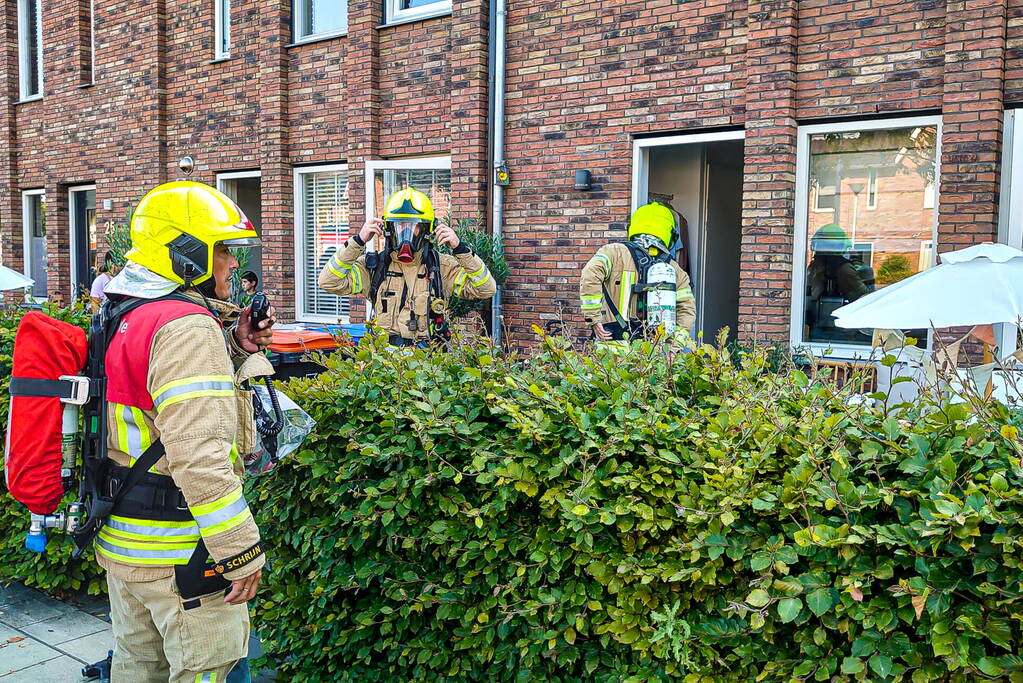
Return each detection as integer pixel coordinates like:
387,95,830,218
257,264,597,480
833,243,1023,329
0,265,34,291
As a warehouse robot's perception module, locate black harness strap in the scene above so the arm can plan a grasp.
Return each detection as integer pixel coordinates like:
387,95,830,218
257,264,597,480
9,377,80,399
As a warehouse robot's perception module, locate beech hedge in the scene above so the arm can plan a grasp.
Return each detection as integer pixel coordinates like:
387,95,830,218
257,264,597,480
249,333,1023,682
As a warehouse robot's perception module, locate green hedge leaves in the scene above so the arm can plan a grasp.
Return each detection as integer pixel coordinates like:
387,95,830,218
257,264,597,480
250,334,1023,682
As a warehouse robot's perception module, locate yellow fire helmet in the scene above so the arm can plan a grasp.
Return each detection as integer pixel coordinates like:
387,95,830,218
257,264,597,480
125,181,260,287
383,187,435,225
627,202,678,250
383,187,436,256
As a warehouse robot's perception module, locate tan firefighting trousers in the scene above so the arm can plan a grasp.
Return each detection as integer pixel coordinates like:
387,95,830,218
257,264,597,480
107,572,248,682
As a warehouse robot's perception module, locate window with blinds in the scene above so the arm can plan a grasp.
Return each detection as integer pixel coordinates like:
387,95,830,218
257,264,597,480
373,168,452,221
299,168,350,320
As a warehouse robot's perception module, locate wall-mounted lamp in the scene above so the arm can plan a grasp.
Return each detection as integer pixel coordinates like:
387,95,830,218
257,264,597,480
178,156,195,175
574,170,592,191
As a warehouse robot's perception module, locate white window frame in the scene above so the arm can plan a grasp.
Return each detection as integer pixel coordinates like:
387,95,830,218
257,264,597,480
790,114,942,359
812,176,837,214
17,0,43,101
294,163,349,323
68,184,96,292
214,0,230,59
922,180,936,209
997,109,1023,353
216,168,261,192
22,188,46,302
293,0,347,43
88,0,94,82
363,156,452,219
385,0,452,25
630,130,746,336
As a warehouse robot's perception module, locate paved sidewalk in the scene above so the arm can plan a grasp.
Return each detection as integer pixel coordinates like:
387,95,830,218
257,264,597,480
0,583,110,682
0,583,274,682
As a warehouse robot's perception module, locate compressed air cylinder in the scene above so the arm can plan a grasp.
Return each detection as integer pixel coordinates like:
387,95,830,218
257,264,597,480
60,403,79,481
645,262,677,335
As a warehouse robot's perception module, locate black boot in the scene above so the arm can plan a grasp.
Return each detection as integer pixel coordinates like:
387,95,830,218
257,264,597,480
81,650,112,682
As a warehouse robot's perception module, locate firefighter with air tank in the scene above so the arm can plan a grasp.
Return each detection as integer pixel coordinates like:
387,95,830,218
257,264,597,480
579,202,696,345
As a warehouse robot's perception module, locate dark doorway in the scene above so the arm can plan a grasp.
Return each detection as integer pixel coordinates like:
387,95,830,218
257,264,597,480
646,139,744,342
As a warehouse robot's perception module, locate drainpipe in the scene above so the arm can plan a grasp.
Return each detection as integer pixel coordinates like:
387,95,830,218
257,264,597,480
489,0,507,346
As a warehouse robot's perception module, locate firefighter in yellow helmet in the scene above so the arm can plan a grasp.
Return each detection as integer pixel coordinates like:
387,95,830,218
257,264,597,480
319,188,496,346
98,181,273,682
580,202,696,343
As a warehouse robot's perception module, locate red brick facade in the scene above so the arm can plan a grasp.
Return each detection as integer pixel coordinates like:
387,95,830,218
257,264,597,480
0,0,1019,349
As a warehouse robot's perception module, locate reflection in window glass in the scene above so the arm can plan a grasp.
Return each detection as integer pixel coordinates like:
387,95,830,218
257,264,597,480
299,0,347,39
402,0,446,8
803,124,938,347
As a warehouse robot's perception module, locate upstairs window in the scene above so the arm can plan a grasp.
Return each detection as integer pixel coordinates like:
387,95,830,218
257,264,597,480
386,0,452,24
294,0,347,42
215,0,231,58
18,0,42,100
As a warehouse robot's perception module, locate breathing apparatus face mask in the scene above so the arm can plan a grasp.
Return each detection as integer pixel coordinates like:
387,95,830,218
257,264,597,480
387,219,428,263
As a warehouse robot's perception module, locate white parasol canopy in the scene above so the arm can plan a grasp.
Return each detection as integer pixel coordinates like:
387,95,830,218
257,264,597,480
833,243,1023,330
0,265,34,291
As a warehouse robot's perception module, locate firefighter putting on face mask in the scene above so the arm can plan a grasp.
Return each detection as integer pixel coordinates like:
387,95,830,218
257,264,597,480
318,188,496,347
2,182,276,682
579,202,696,346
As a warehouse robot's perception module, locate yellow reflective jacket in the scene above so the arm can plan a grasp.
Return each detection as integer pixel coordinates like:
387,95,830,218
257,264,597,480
96,293,270,583
579,242,696,331
318,238,497,341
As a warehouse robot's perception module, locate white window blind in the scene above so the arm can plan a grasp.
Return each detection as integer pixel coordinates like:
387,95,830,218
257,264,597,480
301,169,350,319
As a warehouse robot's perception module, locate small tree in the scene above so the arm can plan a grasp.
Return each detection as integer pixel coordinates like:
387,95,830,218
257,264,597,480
876,254,913,286
438,215,509,319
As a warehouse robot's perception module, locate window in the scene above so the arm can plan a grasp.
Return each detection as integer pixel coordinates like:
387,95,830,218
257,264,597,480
923,180,936,209
366,160,452,224
293,0,347,42
215,0,230,58
386,0,452,24
22,190,47,301
295,165,350,321
793,117,940,354
813,175,836,213
18,0,42,100
80,0,94,84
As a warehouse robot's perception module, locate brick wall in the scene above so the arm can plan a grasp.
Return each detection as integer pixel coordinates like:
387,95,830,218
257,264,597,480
0,0,1018,351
